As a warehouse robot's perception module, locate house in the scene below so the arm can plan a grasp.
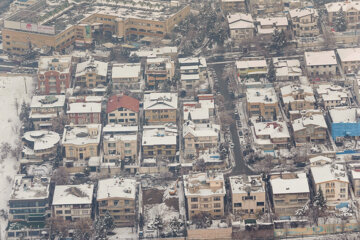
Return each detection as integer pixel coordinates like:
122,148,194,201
183,95,215,123
52,184,94,221
183,172,226,220
7,175,50,239
30,95,66,130
280,84,315,112
143,92,178,124
106,94,139,125
130,46,178,59
310,164,349,204
253,121,290,150
37,55,72,95
349,163,360,197
256,17,289,36
329,107,360,141
273,57,303,81
112,63,142,90
289,109,322,122
304,51,338,77
236,58,268,77
337,48,360,74
309,156,333,167
67,102,102,124
75,57,108,89
221,0,246,12
179,57,207,82
316,84,349,109
227,13,255,42
270,172,310,216
325,1,360,30
246,88,279,120
292,114,328,145
229,175,266,216
145,57,175,89
288,8,319,37
97,178,137,227
249,0,284,15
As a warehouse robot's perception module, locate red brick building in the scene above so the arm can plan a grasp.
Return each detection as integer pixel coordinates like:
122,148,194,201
67,102,102,124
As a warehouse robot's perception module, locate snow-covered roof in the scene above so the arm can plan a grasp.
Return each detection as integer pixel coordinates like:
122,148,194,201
184,172,226,197
230,175,265,194
52,184,94,205
329,108,360,123
183,121,219,138
181,74,200,81
143,92,178,110
270,173,310,194
311,164,349,184
30,95,66,109
292,114,327,132
257,17,288,27
62,124,102,146
254,121,290,139
305,51,337,66
23,130,60,151
309,156,332,164
10,175,50,200
289,7,318,19
178,57,207,68
281,84,314,97
142,125,177,146
337,48,360,63
351,169,360,179
246,87,278,103
325,1,360,13
112,63,141,79
184,107,209,121
75,57,108,77
273,58,302,77
97,178,136,200
130,46,177,58
38,55,72,73
103,124,138,134
227,13,254,29
317,84,348,102
236,59,267,69
67,102,101,114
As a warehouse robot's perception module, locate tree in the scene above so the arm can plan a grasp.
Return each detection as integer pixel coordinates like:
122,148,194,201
334,7,347,32
310,188,327,226
73,218,92,240
51,114,70,134
47,216,70,240
192,212,212,229
103,211,115,233
52,167,70,185
106,82,113,96
169,217,183,237
153,215,164,238
139,213,145,230
266,58,276,83
94,215,107,240
19,101,33,132
270,27,287,55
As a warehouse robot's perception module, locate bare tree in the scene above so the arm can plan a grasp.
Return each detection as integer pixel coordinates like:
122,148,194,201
52,114,70,134
47,216,70,240
52,167,70,185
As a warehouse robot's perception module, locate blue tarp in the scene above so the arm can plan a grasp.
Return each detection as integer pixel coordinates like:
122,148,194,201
336,202,349,209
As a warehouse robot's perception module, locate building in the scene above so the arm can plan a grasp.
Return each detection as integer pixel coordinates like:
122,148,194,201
292,114,328,145
246,88,279,120
316,84,349,109
349,163,360,197
112,63,142,90
103,124,138,164
145,57,175,89
183,98,215,124
221,0,246,12
288,8,319,37
270,172,310,216
253,121,290,150
37,55,72,95
229,175,266,216
256,17,288,36
130,46,178,59
106,94,139,125
179,57,208,82
309,156,333,167
30,95,66,130
326,1,360,30
329,107,360,141
304,51,338,77
310,164,349,204
184,172,226,220
7,175,50,239
227,13,255,42
337,48,360,74
273,57,303,81
143,92,178,124
67,102,102,124
52,184,94,221
75,57,108,89
249,0,284,15
280,84,315,112
236,58,268,77
97,178,137,227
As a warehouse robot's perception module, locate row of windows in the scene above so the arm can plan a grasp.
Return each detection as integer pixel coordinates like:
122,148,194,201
191,197,221,202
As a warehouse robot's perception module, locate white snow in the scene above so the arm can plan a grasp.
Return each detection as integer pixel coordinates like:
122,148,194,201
109,227,137,240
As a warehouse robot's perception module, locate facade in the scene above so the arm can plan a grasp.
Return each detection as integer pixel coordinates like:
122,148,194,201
246,88,279,120
337,48,360,74
304,51,338,77
112,63,142,90
349,164,360,197
97,178,136,227
253,121,290,150
29,95,66,130
227,13,255,42
280,84,315,112
292,114,328,145
329,108,360,141
75,57,108,88
229,175,266,216
249,0,284,15
52,184,94,221
316,84,349,109
106,94,139,125
326,1,360,30
37,55,72,95
67,102,102,124
184,172,226,220
143,92,178,124
221,0,246,12
270,173,310,216
288,8,319,37
145,57,175,89
236,58,268,77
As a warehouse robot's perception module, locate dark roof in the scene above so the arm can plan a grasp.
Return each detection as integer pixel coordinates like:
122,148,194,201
106,95,139,113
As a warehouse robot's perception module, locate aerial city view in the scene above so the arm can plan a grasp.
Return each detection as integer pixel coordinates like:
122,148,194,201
2,0,360,239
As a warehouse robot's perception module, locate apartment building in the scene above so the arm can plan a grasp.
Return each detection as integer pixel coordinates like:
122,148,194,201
143,92,178,124
349,163,360,197
183,97,215,124
145,57,175,89
30,95,66,130
273,57,303,81
97,178,136,227
280,84,315,112
305,51,338,77
253,121,290,150
256,17,288,36
288,8,319,37
184,172,226,220
326,1,360,30
230,175,266,216
227,13,255,42
67,102,102,124
292,114,328,145
316,84,349,109
246,88,279,120
112,63,142,90
37,55,72,95
179,57,208,82
221,0,246,12
236,58,268,77
249,0,284,15
106,94,139,125
310,164,349,204
75,57,108,89
131,46,178,60
52,184,94,221
337,48,360,74
270,172,310,216
310,156,333,167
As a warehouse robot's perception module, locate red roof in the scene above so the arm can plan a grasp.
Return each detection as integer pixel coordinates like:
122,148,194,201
106,94,140,113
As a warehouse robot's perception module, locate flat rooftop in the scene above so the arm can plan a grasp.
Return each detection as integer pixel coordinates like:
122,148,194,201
11,175,50,201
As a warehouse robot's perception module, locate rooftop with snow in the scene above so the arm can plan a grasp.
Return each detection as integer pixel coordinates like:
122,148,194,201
10,175,50,201
52,184,94,205
270,173,310,195
62,124,102,145
229,175,265,194
97,178,136,200
184,172,226,197
311,164,349,184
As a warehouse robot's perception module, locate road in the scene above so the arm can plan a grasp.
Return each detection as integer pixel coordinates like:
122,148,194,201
212,63,253,175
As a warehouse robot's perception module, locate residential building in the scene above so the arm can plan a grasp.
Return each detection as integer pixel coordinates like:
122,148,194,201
292,114,328,145
253,121,290,150
29,95,66,130
75,57,108,88
337,48,360,74
221,0,246,12
288,8,319,37
270,172,310,216
97,178,137,227
143,92,178,124
249,0,284,15
52,184,94,221
67,102,102,124
184,172,226,220
130,46,178,59
349,163,360,197
179,57,208,82
310,156,333,167
273,57,303,81
280,84,315,112
310,164,349,203
325,1,360,30
112,63,142,90
145,57,175,89
329,107,360,141
246,87,279,120
256,17,288,36
106,94,139,125
183,96,215,123
304,51,338,77
229,175,266,216
316,84,349,109
289,109,322,122
227,13,255,42
37,55,72,95
236,58,267,77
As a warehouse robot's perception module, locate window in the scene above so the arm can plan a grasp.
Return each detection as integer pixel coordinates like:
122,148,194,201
191,198,198,202
125,209,131,213
191,204,198,209
256,202,264,206
214,203,221,208
113,200,119,206
125,143,131,147
234,203,242,207
214,209,221,212
202,198,209,202
125,200,130,205
65,210,71,214
56,210,63,214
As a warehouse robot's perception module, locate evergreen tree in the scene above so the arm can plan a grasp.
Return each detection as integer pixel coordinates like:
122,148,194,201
94,215,107,240
106,82,113,96
334,7,347,32
310,187,327,225
19,101,33,132
103,211,115,233
266,58,276,83
270,27,287,55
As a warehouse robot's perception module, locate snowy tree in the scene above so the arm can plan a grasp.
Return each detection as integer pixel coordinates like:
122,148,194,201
270,27,287,55
103,211,115,233
19,101,33,132
94,215,107,240
334,7,347,32
310,188,327,225
169,217,183,237
51,114,70,134
192,212,212,229
73,218,92,240
153,215,164,238
52,167,70,185
266,58,276,83
295,200,310,218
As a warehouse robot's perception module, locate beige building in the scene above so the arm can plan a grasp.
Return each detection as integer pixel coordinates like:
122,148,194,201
184,172,226,220
249,0,284,15
253,121,290,150
230,175,266,216
52,184,94,221
305,51,338,77
326,1,360,30
236,58,267,77
289,8,319,37
221,0,246,12
75,57,108,89
97,178,137,227
112,63,142,90
280,84,315,112
246,88,279,120
292,114,328,145
145,57,175,89
144,92,178,124
337,48,360,74
106,94,139,125
270,172,310,216
316,84,349,109
309,156,333,167
227,13,255,42
256,17,288,36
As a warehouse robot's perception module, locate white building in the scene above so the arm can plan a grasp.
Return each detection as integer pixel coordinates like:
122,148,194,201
304,51,338,77
112,63,142,90
257,17,288,36
273,57,303,81
337,48,360,74
253,121,290,150
316,84,349,108
227,13,255,41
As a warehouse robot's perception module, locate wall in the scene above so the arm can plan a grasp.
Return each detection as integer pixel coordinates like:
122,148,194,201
187,227,232,240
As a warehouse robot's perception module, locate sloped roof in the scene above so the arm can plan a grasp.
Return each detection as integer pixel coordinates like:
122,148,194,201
106,95,140,113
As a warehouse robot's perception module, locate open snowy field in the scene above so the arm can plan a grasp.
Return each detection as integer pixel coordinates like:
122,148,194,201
0,74,34,238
